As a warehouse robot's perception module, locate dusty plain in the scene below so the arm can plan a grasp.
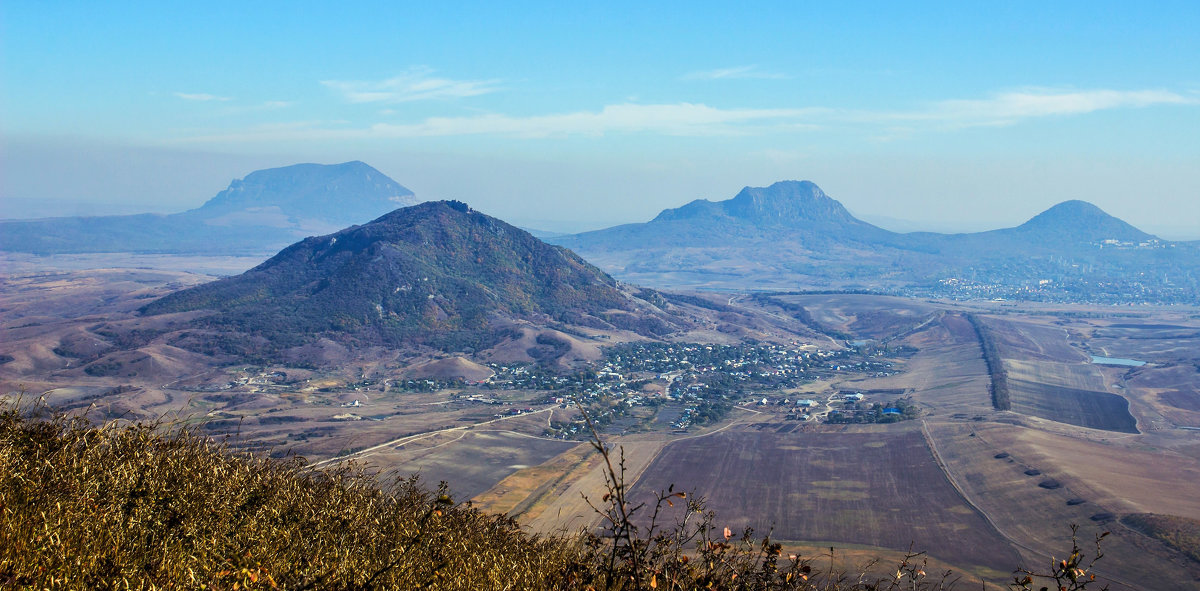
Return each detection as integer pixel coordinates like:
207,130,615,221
2,265,1199,589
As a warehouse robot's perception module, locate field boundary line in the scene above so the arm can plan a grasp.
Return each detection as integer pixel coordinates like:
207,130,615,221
919,420,1048,561
490,428,574,443
950,423,1145,591
672,406,759,442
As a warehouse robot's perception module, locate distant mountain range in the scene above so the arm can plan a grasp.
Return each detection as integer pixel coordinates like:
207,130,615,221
4,161,1194,303
0,161,418,255
142,200,684,361
549,181,1199,301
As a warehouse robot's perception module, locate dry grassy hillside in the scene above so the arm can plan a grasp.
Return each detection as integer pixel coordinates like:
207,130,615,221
0,399,1120,590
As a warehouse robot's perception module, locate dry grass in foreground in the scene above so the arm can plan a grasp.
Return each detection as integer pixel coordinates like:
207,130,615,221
0,398,1112,590
0,400,575,589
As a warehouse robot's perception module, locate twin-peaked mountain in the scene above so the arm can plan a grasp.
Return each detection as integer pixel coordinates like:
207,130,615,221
549,181,1197,295
655,181,858,225
0,161,418,255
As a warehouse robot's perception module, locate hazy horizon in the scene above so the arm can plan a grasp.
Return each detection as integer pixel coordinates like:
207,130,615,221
3,163,1199,241
3,3,1198,240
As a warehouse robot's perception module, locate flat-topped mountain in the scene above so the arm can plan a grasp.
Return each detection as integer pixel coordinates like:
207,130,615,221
0,161,419,255
142,200,680,357
191,161,416,232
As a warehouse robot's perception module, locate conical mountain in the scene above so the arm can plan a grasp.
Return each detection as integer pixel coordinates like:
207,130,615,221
142,201,651,353
1010,200,1155,243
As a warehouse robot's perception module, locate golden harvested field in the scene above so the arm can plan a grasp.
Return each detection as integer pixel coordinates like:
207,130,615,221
521,437,669,535
361,429,577,500
471,441,594,515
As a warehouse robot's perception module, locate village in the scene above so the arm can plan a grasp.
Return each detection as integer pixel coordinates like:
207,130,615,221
475,340,915,438
205,338,918,441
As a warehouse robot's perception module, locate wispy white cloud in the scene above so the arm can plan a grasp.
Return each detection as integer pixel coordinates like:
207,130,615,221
682,65,788,80
369,103,822,138
174,92,231,102
321,67,500,103
181,103,824,143
888,89,1196,128
177,88,1194,144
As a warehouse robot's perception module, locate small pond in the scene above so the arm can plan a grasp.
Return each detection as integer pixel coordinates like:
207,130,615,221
1090,355,1146,367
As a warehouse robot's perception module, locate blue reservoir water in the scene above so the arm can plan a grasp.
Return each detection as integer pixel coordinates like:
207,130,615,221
1090,356,1145,367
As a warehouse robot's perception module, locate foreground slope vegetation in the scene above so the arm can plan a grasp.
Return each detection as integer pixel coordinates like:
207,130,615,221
1,400,1110,590
0,401,578,589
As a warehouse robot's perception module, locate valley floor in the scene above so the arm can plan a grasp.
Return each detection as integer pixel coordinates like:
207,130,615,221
3,268,1199,589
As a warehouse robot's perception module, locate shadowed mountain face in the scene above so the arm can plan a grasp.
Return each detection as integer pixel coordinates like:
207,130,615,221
141,201,664,354
549,182,1198,300
0,161,418,255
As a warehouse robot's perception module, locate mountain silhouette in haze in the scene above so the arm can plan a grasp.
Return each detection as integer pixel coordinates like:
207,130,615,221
0,161,418,255
557,180,895,256
142,200,678,357
654,181,860,226
1008,200,1155,243
186,161,417,232
549,181,1197,297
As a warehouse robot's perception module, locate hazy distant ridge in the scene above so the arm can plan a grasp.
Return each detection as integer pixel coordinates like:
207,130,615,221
0,161,418,255
549,180,1198,299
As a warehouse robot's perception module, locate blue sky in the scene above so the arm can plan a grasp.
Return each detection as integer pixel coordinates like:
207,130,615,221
3,2,1199,237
